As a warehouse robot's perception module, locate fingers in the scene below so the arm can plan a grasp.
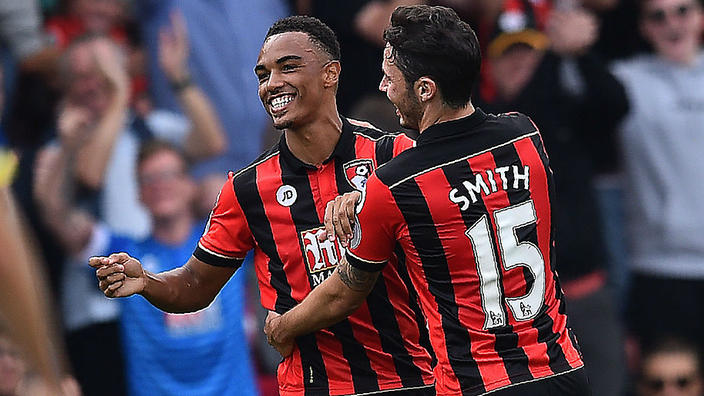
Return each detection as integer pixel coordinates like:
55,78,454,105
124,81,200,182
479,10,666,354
322,192,361,247
323,200,336,242
88,256,110,268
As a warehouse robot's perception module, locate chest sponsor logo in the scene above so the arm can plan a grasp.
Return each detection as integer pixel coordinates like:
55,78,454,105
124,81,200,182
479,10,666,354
276,184,297,207
343,159,374,192
301,226,345,287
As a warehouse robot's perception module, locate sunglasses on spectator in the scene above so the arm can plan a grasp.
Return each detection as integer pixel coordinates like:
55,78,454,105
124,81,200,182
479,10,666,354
643,374,698,391
644,3,697,24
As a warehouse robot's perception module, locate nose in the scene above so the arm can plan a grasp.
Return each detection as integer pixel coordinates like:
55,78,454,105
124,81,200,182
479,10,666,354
378,75,388,92
267,70,285,91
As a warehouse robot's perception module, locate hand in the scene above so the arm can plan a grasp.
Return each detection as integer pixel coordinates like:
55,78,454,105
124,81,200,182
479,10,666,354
88,252,146,298
90,38,129,98
57,104,92,151
159,11,190,83
263,311,294,358
318,191,361,247
546,9,599,56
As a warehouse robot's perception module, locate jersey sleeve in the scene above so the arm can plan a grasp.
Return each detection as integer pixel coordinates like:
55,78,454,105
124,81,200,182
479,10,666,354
345,174,399,272
193,172,254,268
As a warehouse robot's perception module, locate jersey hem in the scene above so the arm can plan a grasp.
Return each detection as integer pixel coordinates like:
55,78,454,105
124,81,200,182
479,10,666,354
278,376,435,396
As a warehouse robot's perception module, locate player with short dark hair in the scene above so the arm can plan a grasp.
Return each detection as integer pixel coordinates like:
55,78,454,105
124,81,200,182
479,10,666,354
265,6,589,396
90,15,435,396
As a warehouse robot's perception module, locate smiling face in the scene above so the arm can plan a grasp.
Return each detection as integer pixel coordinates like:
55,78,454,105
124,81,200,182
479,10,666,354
379,45,423,130
255,32,335,130
138,149,194,220
640,0,703,64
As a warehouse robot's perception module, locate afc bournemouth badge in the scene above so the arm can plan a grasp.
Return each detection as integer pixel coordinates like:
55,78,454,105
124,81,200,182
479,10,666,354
343,159,374,192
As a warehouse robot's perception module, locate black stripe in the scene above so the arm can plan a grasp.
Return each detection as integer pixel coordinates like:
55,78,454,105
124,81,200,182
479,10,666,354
366,271,427,387
192,246,244,268
391,178,482,395
232,168,296,313
395,245,436,367
375,135,397,166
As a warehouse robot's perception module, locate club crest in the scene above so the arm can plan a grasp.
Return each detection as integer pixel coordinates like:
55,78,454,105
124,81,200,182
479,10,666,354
344,159,374,192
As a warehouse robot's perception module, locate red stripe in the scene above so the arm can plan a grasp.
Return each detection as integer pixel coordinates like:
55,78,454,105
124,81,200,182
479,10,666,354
393,134,415,157
381,182,462,391
349,302,402,388
278,348,305,395
513,138,582,370
354,134,377,168
254,245,277,310
315,330,354,395
256,158,311,303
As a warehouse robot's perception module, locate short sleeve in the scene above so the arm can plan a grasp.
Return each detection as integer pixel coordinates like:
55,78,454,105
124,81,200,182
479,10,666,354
194,172,254,268
346,174,399,272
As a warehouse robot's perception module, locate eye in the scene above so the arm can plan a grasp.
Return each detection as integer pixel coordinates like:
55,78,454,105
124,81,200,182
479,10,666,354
282,64,298,72
256,73,269,84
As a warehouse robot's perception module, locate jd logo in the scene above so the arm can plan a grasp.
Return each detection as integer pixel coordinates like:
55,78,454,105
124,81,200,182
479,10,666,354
276,185,297,207
301,227,345,287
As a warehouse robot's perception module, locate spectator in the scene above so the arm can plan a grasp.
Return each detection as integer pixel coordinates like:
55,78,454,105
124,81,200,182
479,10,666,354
611,0,704,348
45,0,128,49
636,336,704,396
474,1,629,395
34,139,257,396
33,26,226,395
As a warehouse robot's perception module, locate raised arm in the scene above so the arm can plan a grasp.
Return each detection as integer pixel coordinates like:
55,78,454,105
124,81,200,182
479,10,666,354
264,256,380,356
89,252,236,313
159,12,227,159
74,38,130,190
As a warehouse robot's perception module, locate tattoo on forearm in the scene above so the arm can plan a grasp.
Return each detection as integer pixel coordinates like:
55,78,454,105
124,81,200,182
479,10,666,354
336,259,376,292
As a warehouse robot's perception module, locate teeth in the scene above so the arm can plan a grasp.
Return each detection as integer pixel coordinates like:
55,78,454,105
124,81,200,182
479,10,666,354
271,95,294,109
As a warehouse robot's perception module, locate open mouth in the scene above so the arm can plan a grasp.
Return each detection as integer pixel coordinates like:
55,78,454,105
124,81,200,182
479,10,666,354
269,93,296,115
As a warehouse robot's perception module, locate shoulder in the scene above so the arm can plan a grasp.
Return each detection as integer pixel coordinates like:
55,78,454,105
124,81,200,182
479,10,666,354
345,117,406,141
484,111,539,135
232,144,280,182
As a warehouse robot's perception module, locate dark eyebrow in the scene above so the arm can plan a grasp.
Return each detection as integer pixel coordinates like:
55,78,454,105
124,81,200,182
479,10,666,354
276,55,302,64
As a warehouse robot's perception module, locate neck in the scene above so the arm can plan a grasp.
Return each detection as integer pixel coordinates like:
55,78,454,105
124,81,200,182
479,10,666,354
151,212,194,245
284,105,343,166
418,101,476,133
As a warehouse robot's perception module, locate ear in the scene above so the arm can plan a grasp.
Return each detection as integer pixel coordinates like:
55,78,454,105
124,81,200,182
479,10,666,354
323,60,341,88
414,77,437,103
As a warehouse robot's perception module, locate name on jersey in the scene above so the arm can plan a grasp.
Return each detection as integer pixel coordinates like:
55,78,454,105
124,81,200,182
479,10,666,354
301,226,346,287
449,165,530,210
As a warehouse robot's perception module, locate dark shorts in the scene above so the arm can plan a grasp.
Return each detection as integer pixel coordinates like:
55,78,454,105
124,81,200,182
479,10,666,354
485,367,590,396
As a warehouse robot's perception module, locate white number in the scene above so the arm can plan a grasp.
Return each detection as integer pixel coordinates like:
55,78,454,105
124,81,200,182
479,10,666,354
465,200,545,329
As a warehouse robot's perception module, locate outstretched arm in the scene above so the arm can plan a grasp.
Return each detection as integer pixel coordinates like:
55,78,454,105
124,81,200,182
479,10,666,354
89,252,237,313
264,256,380,356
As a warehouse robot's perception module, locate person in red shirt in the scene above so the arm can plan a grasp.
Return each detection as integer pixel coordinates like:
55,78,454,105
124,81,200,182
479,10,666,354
265,5,589,396
89,16,435,396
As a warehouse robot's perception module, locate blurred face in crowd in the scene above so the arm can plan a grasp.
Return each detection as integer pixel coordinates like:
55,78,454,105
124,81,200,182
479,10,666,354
379,45,423,130
640,0,703,64
638,350,704,396
489,43,544,102
63,41,113,120
138,149,195,221
255,32,338,130
0,335,26,395
71,0,125,33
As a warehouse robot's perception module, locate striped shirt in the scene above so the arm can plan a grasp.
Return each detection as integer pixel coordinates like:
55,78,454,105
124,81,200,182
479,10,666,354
347,109,584,395
195,118,434,395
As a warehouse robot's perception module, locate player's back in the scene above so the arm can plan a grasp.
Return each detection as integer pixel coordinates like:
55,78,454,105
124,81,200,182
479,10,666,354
371,109,584,395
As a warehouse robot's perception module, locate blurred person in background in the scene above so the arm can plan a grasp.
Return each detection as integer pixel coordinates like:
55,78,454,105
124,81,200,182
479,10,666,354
0,323,25,396
34,140,257,396
636,336,704,396
474,1,629,395
45,0,128,49
611,0,704,351
32,20,226,395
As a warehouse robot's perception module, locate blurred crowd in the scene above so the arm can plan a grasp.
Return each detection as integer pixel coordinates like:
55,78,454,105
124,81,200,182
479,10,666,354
0,0,703,395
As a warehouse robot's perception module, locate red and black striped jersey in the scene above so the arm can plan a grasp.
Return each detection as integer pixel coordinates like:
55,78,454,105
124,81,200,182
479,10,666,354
347,109,584,396
194,118,435,396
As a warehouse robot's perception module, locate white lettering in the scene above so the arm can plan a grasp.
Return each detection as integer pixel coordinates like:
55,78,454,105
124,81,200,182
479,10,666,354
450,188,471,211
495,166,510,190
462,174,491,204
513,165,530,190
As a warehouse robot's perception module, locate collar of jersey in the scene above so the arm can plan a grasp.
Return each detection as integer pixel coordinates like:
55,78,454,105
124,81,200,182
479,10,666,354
416,107,488,146
278,116,356,172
